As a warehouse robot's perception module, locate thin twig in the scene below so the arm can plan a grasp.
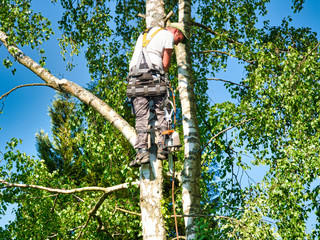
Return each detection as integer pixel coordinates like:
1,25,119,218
0,83,48,100
195,50,256,64
164,11,174,23
205,78,249,88
115,207,141,217
215,215,246,228
138,13,145,19
200,118,255,153
50,193,59,213
72,194,85,203
172,159,179,239
193,22,239,45
169,214,214,218
170,214,245,228
28,194,58,199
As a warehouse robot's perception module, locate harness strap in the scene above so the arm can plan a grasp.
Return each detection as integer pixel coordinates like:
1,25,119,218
135,27,164,72
142,28,164,47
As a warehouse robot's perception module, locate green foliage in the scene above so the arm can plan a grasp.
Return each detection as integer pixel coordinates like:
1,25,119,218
191,0,320,239
1,107,141,239
2,0,320,238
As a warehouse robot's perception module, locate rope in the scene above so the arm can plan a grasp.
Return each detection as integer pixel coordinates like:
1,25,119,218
172,154,179,239
168,83,177,127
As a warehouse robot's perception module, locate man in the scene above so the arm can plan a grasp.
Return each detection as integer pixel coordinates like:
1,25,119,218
127,22,188,167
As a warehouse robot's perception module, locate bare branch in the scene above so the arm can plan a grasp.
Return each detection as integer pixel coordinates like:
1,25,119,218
76,212,93,239
50,194,59,213
0,179,139,194
200,118,255,153
205,78,249,88
193,22,239,44
196,50,256,64
28,194,58,199
164,11,174,23
115,206,141,217
72,194,85,203
215,215,246,228
169,213,214,218
77,192,113,239
138,13,145,19
0,83,48,100
0,30,137,146
169,214,245,227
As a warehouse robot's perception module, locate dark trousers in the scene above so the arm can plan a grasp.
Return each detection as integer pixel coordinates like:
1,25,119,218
133,96,168,149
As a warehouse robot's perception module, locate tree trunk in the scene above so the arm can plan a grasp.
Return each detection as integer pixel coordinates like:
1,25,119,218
176,0,202,239
139,1,166,239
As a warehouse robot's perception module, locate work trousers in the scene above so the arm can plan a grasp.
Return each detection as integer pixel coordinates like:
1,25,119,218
133,96,168,149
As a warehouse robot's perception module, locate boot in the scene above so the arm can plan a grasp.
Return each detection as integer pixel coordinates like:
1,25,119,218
157,148,168,160
129,148,150,167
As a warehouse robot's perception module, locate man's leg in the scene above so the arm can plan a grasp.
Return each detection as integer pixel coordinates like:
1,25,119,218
129,96,150,167
154,96,170,160
133,96,149,149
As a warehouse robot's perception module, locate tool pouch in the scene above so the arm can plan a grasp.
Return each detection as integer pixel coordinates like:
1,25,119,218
126,71,167,98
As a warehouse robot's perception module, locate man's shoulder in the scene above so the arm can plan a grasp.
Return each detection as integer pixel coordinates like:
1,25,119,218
152,28,173,42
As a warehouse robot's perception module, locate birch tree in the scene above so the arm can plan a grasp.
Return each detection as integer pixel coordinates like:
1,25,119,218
2,0,320,239
0,0,199,239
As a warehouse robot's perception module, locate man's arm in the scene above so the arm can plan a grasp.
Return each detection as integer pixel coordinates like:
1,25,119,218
162,48,173,72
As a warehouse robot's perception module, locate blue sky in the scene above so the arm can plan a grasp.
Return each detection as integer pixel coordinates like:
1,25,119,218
1,0,320,228
2,0,320,158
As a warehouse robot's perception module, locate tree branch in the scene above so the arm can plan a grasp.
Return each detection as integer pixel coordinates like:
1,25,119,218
195,50,256,64
76,182,139,239
169,214,245,227
50,193,59,213
200,118,255,153
164,11,174,23
204,78,249,88
0,83,48,100
193,22,239,44
0,30,137,146
115,206,141,217
0,179,139,194
138,13,145,19
72,194,85,203
77,192,114,239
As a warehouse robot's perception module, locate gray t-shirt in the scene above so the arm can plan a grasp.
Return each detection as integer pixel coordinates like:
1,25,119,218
129,27,174,70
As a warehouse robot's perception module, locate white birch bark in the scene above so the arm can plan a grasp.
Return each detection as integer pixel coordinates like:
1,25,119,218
176,0,202,239
0,30,136,147
139,1,166,239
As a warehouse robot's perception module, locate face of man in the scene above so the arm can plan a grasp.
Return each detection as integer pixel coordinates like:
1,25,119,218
173,29,185,45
